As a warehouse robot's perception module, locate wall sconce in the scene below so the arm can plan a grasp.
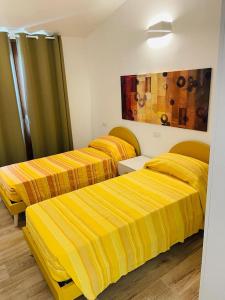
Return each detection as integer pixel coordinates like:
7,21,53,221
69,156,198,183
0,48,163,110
147,21,172,38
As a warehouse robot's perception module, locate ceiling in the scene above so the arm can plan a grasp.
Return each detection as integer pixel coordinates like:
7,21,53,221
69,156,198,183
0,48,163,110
0,0,126,37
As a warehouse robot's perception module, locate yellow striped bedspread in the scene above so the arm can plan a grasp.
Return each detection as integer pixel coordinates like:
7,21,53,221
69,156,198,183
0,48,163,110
26,168,206,300
0,148,115,206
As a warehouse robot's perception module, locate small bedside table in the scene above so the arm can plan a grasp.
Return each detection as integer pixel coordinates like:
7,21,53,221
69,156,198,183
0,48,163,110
118,155,152,175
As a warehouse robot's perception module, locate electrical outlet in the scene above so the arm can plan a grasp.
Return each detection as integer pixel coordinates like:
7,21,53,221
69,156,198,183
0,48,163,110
153,132,161,138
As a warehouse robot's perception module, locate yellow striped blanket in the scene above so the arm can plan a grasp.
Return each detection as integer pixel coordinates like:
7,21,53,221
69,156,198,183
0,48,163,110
26,166,206,299
0,148,115,206
89,135,136,163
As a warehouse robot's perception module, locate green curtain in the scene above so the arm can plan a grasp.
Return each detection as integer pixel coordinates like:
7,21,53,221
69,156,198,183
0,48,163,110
0,32,27,166
16,33,73,158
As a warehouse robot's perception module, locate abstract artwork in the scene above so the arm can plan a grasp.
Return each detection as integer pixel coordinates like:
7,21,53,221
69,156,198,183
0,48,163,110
121,68,212,131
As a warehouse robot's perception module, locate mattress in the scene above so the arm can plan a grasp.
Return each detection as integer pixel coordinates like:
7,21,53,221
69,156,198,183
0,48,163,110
26,168,205,299
0,147,116,206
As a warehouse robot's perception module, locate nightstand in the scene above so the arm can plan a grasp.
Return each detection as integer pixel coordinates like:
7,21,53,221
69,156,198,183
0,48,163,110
118,155,152,175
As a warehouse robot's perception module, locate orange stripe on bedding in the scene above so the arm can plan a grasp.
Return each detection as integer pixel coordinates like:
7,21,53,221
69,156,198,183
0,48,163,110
0,148,116,206
89,136,136,164
101,136,127,160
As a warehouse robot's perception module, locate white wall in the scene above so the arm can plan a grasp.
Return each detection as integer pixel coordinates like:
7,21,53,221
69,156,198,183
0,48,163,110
62,36,92,148
86,0,221,156
199,1,225,299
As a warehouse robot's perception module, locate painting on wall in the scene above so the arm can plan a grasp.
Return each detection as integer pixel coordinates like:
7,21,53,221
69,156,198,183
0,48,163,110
121,68,212,131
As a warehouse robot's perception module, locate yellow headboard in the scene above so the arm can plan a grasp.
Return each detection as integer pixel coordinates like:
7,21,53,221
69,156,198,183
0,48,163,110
169,141,210,163
109,127,141,156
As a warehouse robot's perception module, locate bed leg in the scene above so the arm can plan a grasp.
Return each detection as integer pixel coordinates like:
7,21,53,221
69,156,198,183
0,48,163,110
14,214,19,227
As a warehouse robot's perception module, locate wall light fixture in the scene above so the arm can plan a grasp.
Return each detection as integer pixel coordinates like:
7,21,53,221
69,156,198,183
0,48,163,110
147,21,172,38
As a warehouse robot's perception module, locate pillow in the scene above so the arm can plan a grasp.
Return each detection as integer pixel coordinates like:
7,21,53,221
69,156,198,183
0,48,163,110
89,136,136,162
144,153,208,213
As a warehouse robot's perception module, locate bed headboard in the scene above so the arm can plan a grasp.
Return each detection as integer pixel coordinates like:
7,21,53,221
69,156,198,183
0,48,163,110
109,127,141,156
169,141,210,163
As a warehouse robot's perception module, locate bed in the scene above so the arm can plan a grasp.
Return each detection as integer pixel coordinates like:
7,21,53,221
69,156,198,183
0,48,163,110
23,140,209,300
0,127,140,226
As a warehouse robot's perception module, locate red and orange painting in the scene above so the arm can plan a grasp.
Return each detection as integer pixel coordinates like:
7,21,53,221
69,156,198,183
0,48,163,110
121,68,212,131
